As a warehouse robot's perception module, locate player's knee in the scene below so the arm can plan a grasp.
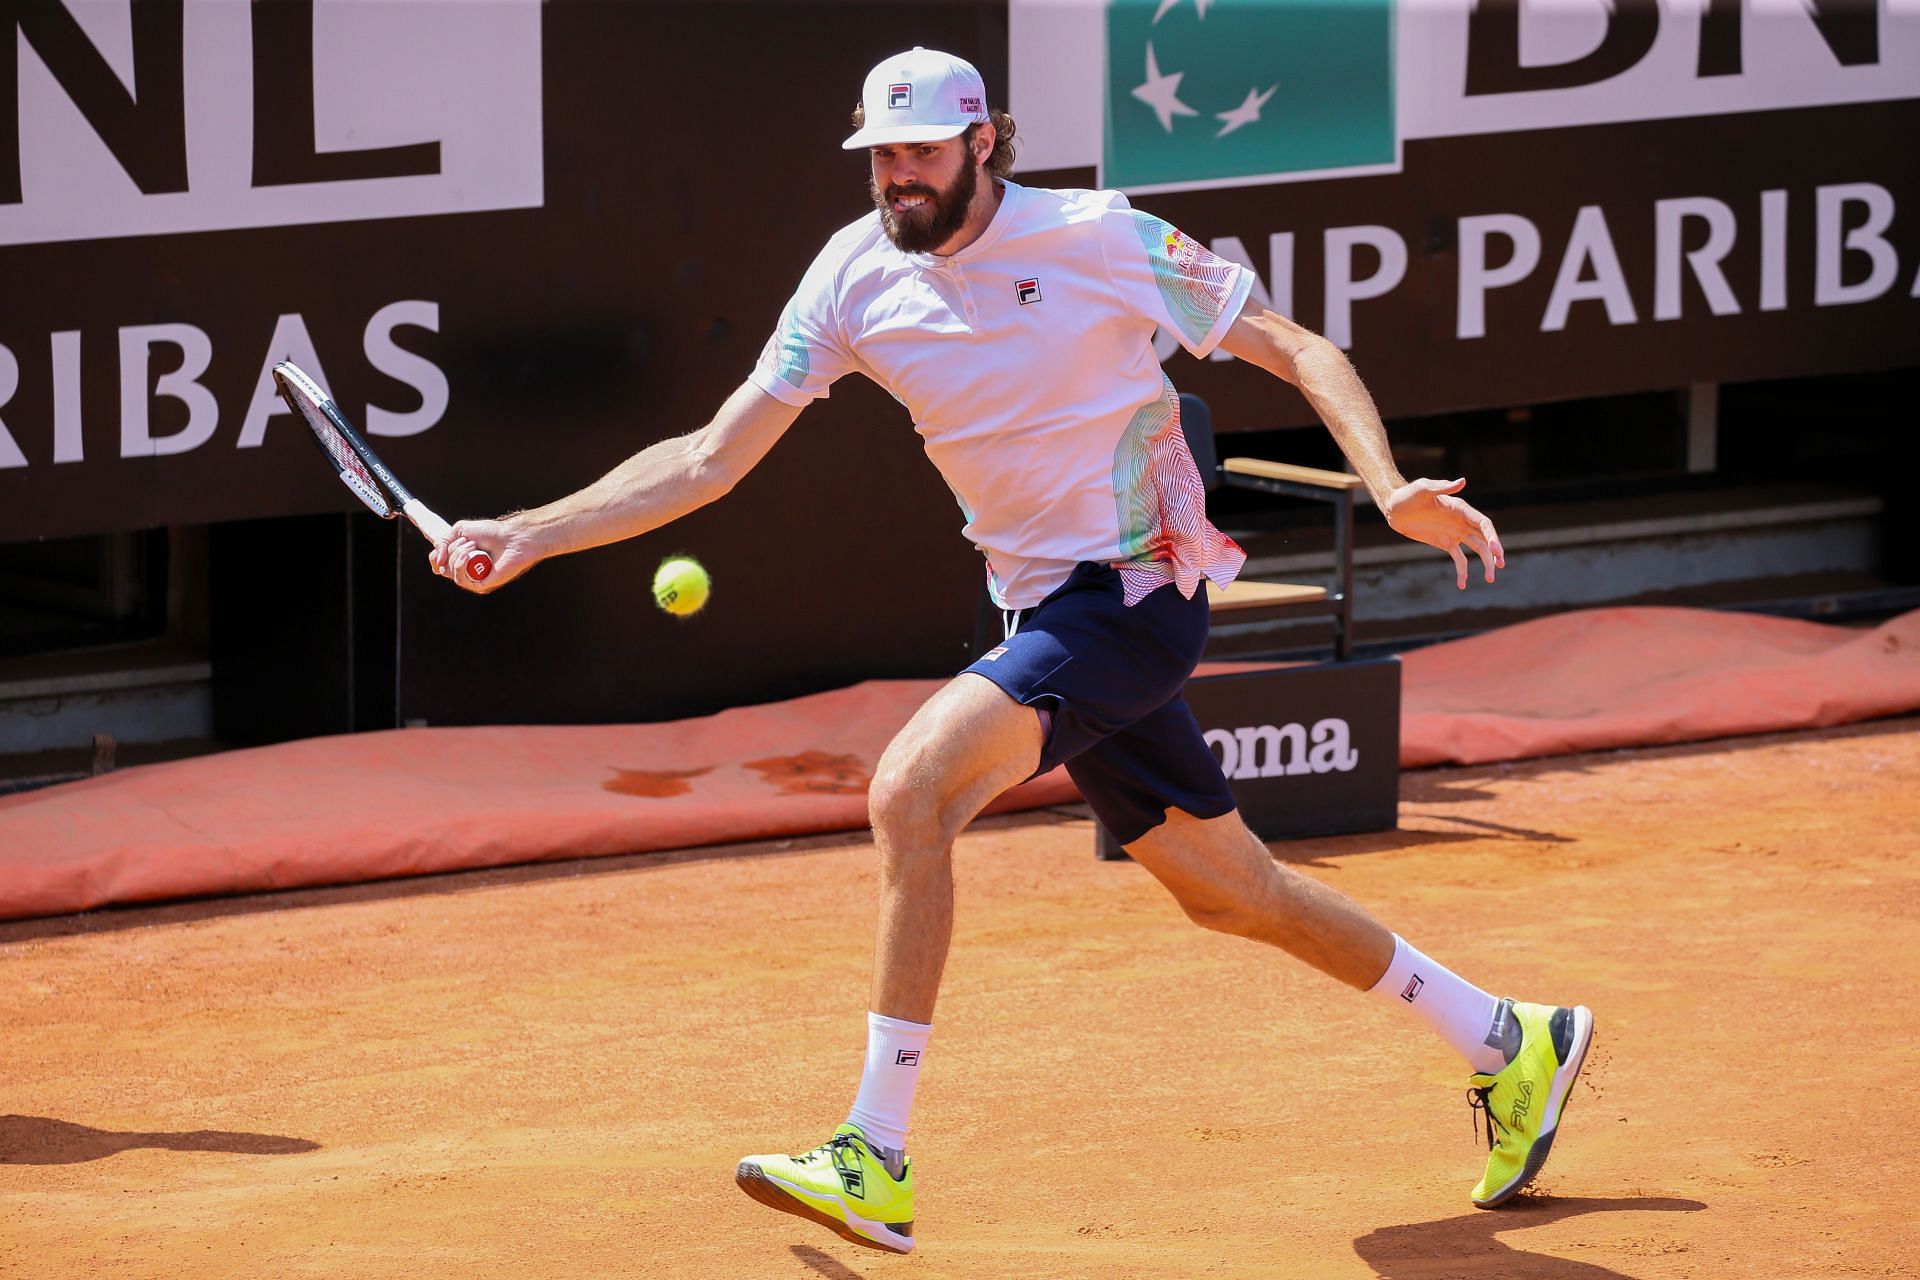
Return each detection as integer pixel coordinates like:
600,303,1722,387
868,766,963,852
1174,890,1259,938
1156,863,1271,937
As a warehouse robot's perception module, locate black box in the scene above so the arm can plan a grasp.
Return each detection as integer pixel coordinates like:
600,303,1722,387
1095,657,1401,858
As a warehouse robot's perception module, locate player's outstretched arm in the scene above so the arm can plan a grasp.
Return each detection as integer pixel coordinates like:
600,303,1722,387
429,381,805,593
1217,300,1505,589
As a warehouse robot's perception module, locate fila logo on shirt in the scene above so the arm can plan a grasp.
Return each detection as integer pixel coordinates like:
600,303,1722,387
888,83,913,109
1015,278,1042,305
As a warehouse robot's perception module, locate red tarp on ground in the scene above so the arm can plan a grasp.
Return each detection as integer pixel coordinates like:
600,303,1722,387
2,607,1915,921
1399,606,1920,766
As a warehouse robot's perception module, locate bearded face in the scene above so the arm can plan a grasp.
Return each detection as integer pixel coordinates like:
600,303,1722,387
869,141,980,254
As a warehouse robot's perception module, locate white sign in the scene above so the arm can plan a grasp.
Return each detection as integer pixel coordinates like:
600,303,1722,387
2,0,543,246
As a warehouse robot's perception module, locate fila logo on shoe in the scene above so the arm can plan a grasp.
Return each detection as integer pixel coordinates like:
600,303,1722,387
1510,1079,1535,1129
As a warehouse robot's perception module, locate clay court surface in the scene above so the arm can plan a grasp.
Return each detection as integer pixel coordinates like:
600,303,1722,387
4,718,1916,1279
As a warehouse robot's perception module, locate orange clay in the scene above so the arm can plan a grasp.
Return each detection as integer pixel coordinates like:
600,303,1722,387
2,715,1915,1277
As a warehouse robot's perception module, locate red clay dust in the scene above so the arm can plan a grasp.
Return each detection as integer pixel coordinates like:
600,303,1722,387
3,717,1917,1278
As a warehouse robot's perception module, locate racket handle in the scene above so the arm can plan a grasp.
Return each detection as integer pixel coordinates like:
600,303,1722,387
406,502,493,584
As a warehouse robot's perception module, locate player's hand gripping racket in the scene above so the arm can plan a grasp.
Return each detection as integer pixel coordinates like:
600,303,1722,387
271,360,491,584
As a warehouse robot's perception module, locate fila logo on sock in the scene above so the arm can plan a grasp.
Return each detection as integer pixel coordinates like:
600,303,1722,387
1015,277,1042,305
1400,975,1424,1003
895,1049,921,1066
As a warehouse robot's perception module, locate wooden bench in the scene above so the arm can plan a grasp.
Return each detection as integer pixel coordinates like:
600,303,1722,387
1186,396,1365,661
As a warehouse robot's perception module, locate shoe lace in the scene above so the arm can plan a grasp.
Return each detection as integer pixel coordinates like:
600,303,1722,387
1468,1084,1501,1151
792,1131,885,1175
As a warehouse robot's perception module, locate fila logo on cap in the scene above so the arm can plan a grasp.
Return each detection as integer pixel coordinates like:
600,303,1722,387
844,48,991,151
1015,278,1042,305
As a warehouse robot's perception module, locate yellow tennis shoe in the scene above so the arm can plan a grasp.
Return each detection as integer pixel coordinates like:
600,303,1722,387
735,1123,915,1253
1468,1001,1595,1208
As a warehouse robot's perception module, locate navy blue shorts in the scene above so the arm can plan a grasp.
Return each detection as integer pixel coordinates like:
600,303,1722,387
961,562,1237,845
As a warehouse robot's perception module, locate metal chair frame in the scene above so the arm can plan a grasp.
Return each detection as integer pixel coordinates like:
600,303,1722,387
1181,393,1361,661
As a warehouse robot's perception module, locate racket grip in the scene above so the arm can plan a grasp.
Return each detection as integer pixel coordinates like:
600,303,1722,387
405,502,492,584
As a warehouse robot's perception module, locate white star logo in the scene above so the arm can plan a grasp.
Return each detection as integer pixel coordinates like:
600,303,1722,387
1131,41,1198,134
1214,84,1277,138
1151,0,1213,23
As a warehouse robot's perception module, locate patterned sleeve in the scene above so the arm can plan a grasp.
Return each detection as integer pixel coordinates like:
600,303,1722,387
749,245,857,406
1096,194,1256,358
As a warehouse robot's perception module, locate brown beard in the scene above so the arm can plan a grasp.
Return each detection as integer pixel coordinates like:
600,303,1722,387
870,154,979,253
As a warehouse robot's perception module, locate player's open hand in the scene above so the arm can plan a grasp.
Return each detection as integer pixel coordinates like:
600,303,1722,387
1382,477,1505,589
430,517,537,594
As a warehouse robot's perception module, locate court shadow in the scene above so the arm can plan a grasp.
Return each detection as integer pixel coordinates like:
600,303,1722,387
0,1115,320,1165
788,1243,865,1278
1353,1195,1707,1279
1399,813,1576,844
1264,816,1574,869
1266,827,1491,869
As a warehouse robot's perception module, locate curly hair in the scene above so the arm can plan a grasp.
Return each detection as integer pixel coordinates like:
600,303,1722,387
848,104,1019,178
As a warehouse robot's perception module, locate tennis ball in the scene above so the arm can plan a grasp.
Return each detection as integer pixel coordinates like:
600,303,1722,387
652,556,710,617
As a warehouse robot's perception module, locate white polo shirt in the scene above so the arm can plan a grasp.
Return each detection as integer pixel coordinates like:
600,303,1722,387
749,180,1255,609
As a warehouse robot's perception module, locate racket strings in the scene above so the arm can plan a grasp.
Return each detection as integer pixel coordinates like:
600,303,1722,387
290,395,395,517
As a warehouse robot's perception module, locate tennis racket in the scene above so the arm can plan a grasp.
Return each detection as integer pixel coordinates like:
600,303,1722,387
272,360,492,584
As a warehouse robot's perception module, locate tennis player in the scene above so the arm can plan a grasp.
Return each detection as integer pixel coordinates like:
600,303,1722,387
434,47,1593,1255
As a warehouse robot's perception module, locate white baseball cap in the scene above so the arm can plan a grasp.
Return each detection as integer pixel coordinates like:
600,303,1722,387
841,47,990,150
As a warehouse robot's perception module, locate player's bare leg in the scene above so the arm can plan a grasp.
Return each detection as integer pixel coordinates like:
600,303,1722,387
1123,806,1394,988
1124,804,1593,1208
736,673,1040,1253
865,673,1044,1022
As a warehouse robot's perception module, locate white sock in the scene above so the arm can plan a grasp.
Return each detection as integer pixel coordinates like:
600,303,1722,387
846,1011,931,1156
1368,935,1511,1075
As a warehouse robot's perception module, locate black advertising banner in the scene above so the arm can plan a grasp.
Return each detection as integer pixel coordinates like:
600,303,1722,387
1011,0,1920,428
0,1,1010,725
5,1,1916,543
1,0,1915,725
1096,658,1402,855
1,0,545,541
1187,658,1402,841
